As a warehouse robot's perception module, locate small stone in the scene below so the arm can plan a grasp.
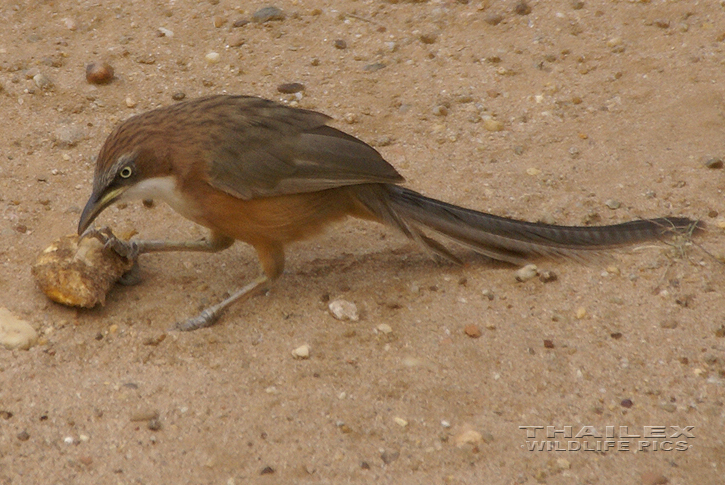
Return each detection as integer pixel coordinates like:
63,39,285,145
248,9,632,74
654,19,670,29
130,410,159,422
607,37,623,48
85,62,114,85
376,324,393,334
252,6,285,23
157,27,174,37
277,82,305,94
212,16,227,28
659,402,677,413
575,307,587,319
454,429,482,448
464,324,482,338
605,199,621,210
227,32,245,47
292,344,310,359
526,167,541,176
556,458,571,470
513,1,531,15
205,52,221,64
333,39,347,50
432,105,448,117
538,270,557,283
363,62,386,72
0,308,38,350
147,418,162,431
660,319,678,329
419,32,438,44
483,118,504,132
515,264,538,282
702,157,723,169
641,472,669,485
543,339,555,349
482,289,494,301
620,398,633,408
125,96,137,108
17,430,30,441
484,13,504,26
33,73,53,90
393,417,408,427
233,18,250,28
260,466,275,475
328,299,359,321
380,450,399,464
172,92,186,101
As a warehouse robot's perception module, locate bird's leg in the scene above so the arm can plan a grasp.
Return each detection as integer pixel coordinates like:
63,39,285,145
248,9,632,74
82,226,234,259
174,241,285,331
173,275,271,331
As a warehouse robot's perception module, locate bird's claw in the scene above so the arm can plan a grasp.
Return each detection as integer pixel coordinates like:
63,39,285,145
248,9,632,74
172,309,219,332
82,226,140,260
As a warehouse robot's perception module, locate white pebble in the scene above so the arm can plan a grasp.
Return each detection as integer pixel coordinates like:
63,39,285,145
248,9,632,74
328,299,359,321
0,308,38,350
394,417,408,428
376,323,393,334
515,264,539,282
63,436,74,445
291,344,310,359
205,52,221,64
441,420,451,428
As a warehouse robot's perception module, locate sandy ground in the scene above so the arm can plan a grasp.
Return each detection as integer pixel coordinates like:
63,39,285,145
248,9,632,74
1,1,724,484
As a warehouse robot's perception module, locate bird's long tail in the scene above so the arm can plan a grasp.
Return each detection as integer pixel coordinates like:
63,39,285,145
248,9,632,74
353,184,701,264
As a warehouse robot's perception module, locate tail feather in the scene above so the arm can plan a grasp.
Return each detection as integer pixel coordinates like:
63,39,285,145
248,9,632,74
354,184,701,265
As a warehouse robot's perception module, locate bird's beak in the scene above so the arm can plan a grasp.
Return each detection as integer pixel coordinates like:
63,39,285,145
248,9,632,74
77,186,127,235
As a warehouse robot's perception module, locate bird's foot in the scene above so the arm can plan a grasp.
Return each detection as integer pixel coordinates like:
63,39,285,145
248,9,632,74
82,226,140,260
118,260,143,286
172,308,220,332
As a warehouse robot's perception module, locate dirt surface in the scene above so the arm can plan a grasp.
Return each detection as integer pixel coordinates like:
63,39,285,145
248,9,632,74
1,1,724,484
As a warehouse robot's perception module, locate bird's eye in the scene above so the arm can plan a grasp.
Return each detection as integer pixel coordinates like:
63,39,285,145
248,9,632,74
119,166,133,179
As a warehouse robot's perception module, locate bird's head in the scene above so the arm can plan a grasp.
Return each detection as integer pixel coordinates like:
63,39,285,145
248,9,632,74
78,117,172,235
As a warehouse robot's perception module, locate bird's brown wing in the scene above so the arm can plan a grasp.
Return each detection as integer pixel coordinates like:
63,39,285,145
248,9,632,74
203,96,403,200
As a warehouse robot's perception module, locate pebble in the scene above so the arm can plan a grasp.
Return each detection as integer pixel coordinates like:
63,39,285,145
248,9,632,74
393,417,408,427
605,199,621,210
226,32,245,47
464,324,482,338
252,6,285,23
376,323,393,334
485,13,504,26
515,264,538,282
575,307,587,319
291,344,310,359
205,52,221,64
328,299,359,321
641,472,669,485
0,308,38,350
17,430,29,441
277,82,305,94
380,450,399,464
85,62,114,84
702,157,723,169
659,402,677,413
432,105,448,117
157,27,174,37
556,458,571,470
130,409,159,422
483,118,504,132
514,1,531,15
125,96,137,108
419,32,438,44
454,429,482,448
172,92,186,101
538,270,557,283
333,39,347,50
660,319,678,329
33,73,53,90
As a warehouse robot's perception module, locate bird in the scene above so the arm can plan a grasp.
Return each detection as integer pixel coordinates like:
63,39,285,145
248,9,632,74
78,94,700,330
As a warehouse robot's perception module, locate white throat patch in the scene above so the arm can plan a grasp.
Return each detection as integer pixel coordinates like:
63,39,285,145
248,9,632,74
121,176,201,220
